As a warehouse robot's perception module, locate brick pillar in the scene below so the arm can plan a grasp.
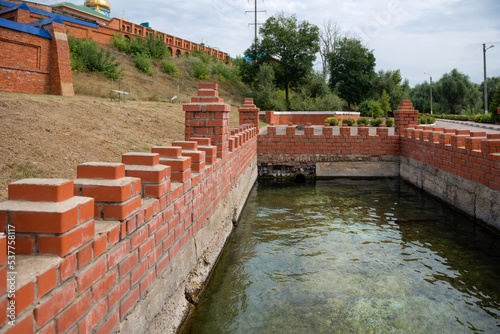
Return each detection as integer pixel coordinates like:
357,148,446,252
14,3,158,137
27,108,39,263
184,83,230,159
239,98,260,128
74,162,142,221
122,152,171,198
45,21,74,96
15,8,31,24
394,100,418,135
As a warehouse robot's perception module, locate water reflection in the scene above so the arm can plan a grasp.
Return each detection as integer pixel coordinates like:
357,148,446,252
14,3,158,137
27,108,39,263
182,179,500,333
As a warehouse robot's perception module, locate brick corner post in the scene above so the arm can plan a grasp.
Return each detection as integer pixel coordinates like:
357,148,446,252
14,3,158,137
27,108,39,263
238,98,260,129
183,83,230,159
394,100,418,135
45,21,75,96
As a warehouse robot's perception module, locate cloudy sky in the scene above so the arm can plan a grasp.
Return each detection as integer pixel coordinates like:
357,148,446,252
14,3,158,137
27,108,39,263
37,0,500,86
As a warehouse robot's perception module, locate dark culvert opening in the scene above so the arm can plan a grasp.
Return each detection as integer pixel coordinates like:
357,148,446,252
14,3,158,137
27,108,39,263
294,173,306,183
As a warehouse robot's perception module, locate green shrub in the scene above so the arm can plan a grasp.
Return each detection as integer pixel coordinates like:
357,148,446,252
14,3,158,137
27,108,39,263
162,60,179,77
112,34,170,60
68,36,122,79
418,113,436,124
314,94,344,111
342,118,355,126
192,61,210,80
133,53,154,75
434,114,474,121
112,34,130,53
356,118,369,126
211,61,240,82
370,118,384,126
474,113,495,124
385,118,394,127
324,116,340,126
289,93,344,111
144,35,170,59
358,99,385,118
192,50,212,64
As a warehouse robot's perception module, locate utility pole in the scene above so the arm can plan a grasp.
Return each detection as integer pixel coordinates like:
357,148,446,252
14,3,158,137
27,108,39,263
424,72,433,115
246,0,265,44
483,43,495,114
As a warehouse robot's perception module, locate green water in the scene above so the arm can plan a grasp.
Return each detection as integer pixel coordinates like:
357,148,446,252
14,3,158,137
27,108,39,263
182,179,500,333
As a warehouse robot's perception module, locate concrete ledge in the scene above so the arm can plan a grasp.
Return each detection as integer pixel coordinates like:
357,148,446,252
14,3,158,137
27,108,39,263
317,161,400,178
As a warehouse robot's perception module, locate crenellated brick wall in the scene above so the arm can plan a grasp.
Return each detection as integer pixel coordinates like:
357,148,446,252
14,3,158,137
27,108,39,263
258,121,401,178
0,84,258,334
399,125,500,228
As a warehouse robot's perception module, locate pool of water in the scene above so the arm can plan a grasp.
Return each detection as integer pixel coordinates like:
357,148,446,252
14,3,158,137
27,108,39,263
182,179,500,333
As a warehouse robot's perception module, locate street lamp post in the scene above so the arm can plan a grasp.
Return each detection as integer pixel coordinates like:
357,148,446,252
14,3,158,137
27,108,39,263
483,43,495,114
424,72,433,114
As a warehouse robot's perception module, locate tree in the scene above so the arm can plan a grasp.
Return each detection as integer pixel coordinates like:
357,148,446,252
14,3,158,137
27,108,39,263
410,81,435,114
319,20,344,76
371,69,410,111
379,90,391,116
489,78,500,120
253,63,278,111
238,43,262,85
436,69,482,114
257,12,320,108
328,37,376,109
480,76,500,110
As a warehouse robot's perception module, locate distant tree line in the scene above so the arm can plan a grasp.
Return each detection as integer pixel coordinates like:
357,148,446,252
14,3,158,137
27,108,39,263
237,13,499,123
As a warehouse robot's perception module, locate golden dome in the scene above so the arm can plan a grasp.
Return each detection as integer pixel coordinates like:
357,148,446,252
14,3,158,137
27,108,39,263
84,0,111,12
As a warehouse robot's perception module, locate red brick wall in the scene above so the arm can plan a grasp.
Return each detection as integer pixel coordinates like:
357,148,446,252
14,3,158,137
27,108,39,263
401,126,500,190
0,25,51,94
0,85,258,334
258,124,399,157
0,8,74,96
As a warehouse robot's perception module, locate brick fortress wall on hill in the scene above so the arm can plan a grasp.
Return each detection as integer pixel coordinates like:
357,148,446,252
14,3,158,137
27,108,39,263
0,1,230,96
0,9,74,96
3,1,229,61
0,84,259,334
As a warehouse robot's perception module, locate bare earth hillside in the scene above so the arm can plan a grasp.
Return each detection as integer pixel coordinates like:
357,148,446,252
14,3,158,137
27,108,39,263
0,92,242,201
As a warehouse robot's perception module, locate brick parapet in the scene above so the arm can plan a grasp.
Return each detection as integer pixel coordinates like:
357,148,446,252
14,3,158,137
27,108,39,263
258,124,400,157
0,84,257,334
238,98,260,129
184,83,231,159
394,100,418,135
400,126,500,190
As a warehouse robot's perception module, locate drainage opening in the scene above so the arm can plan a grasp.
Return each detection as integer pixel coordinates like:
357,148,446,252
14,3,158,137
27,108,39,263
294,173,306,182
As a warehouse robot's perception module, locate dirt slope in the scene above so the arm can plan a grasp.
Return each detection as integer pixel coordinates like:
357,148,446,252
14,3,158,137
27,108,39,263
0,92,242,201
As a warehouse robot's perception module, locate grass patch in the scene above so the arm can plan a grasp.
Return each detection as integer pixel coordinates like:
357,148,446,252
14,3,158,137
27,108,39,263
4,163,43,181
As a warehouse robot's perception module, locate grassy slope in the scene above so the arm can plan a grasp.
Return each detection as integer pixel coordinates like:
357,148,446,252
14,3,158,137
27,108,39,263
0,51,246,201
